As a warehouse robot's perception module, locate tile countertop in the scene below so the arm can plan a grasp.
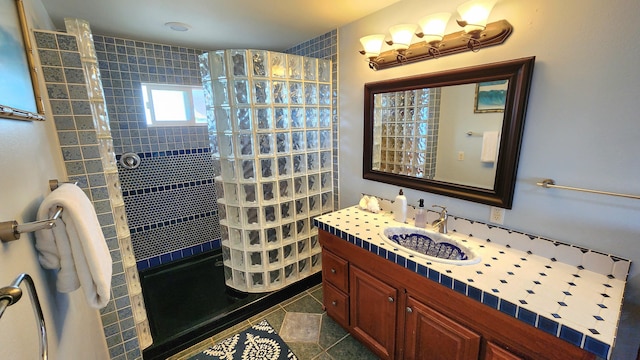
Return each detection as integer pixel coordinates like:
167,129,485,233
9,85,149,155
313,206,631,360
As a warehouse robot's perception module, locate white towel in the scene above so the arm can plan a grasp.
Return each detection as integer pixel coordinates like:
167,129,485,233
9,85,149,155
35,183,112,309
480,131,500,163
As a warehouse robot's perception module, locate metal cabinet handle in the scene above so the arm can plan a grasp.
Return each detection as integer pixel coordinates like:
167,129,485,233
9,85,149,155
331,301,337,306
406,307,413,313
388,296,394,303
330,268,336,274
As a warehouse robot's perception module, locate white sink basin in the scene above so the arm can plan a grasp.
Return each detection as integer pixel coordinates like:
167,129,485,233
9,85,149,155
381,226,481,266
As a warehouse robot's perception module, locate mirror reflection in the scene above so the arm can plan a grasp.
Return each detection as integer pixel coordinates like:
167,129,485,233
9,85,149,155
371,81,506,190
363,57,535,208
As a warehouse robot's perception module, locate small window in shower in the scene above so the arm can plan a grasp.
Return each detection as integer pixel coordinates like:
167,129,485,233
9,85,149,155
142,83,207,126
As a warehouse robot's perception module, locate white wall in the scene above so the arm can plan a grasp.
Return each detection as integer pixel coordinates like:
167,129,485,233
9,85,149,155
0,0,108,358
339,0,640,357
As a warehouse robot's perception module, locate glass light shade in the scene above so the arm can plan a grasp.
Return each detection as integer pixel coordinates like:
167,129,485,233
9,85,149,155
389,24,417,50
359,34,386,58
418,12,452,44
457,0,497,33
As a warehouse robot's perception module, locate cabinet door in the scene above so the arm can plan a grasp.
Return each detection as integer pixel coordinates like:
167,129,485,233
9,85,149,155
404,295,480,360
350,266,397,360
485,341,523,360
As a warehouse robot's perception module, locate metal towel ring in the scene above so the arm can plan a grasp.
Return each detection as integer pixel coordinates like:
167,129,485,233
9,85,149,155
0,273,48,360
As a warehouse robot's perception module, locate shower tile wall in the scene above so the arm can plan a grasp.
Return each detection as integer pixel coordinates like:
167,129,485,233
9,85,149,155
34,30,141,360
285,30,339,209
91,30,340,271
92,35,220,269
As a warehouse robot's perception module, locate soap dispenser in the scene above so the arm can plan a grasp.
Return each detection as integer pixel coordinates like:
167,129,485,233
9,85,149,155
394,189,407,223
414,199,427,228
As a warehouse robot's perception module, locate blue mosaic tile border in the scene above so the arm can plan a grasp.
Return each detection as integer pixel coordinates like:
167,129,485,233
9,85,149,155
121,179,214,198
313,219,612,359
136,239,222,271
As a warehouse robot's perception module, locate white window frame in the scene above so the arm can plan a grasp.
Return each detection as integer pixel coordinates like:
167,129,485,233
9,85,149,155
142,83,207,127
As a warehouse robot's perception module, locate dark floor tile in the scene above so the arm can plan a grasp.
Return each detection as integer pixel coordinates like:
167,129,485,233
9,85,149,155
258,307,287,333
287,342,323,360
327,334,380,360
312,352,334,360
319,314,348,350
283,294,324,314
310,285,323,304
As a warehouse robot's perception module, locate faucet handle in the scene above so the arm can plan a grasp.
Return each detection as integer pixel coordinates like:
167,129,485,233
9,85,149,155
432,205,447,216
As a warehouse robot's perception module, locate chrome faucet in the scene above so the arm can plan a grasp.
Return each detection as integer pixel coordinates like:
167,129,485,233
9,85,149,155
431,205,448,234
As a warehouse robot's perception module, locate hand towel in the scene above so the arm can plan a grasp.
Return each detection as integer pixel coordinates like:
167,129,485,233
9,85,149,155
480,131,500,163
35,183,112,309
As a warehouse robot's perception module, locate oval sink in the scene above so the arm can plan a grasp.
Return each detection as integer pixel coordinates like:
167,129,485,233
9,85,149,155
381,226,481,266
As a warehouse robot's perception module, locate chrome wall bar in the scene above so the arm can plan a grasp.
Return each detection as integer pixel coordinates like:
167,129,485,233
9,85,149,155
0,273,48,360
0,207,63,242
537,179,640,200
0,178,76,242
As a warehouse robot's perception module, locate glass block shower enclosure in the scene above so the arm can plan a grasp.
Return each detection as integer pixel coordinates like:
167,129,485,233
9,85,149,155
200,50,333,292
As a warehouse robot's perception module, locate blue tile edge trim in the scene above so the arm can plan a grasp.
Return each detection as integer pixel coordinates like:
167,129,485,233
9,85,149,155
129,211,217,234
122,178,215,197
314,219,610,359
136,238,221,271
116,147,209,160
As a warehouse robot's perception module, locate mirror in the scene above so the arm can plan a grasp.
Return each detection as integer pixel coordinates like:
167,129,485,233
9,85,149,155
363,57,535,208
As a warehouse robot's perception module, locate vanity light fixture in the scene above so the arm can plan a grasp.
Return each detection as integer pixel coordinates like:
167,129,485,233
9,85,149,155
416,12,452,57
387,24,418,62
359,34,386,70
358,0,512,70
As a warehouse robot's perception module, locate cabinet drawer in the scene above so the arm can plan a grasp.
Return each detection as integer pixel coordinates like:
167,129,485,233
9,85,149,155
323,282,349,328
322,250,349,292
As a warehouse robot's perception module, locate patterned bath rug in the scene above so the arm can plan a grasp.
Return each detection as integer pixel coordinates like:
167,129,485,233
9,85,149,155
187,320,298,360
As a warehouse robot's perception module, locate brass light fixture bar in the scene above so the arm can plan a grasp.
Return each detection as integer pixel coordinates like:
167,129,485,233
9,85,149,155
364,19,512,70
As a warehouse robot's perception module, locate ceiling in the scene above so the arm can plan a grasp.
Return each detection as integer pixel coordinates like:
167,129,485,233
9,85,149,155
41,0,402,51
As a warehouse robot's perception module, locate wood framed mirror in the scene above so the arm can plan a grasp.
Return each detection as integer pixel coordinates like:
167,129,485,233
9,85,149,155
363,57,535,208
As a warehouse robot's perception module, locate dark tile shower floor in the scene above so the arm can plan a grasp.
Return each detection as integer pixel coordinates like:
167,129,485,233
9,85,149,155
168,284,380,360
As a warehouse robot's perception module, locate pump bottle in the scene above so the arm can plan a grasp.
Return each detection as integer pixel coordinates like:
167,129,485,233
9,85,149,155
394,189,407,223
414,199,427,228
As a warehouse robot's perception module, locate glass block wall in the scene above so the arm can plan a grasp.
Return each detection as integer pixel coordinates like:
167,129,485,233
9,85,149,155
201,50,333,292
285,30,339,209
372,88,441,178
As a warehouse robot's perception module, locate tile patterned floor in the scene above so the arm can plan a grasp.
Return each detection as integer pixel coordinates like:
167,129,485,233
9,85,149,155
168,284,380,360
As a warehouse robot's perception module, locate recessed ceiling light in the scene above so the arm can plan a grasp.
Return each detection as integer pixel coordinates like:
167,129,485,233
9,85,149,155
164,22,191,32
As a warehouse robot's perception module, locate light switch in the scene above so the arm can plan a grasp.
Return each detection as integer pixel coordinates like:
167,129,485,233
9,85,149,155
457,151,464,160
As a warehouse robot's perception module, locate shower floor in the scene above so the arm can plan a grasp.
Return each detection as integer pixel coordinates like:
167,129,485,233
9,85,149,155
140,249,321,360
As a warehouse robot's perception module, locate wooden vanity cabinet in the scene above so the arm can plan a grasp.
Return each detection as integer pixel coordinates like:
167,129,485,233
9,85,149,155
319,230,595,360
404,295,480,360
484,342,524,360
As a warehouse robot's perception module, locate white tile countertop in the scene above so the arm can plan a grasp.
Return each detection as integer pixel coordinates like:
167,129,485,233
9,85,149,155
313,205,631,359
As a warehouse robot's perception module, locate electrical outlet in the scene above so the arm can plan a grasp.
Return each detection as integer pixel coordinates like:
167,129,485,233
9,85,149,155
458,151,464,160
489,206,505,225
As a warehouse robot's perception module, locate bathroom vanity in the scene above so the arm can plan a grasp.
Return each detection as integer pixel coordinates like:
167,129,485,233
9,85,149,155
315,207,628,360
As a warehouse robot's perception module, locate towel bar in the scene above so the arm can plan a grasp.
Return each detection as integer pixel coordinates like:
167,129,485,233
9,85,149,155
0,178,75,242
536,178,640,200
0,207,63,242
